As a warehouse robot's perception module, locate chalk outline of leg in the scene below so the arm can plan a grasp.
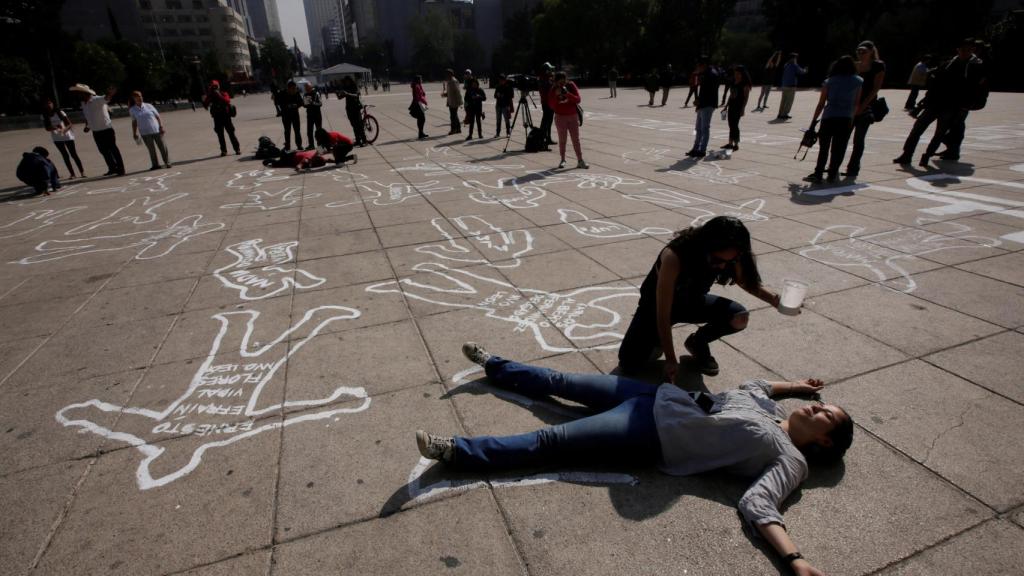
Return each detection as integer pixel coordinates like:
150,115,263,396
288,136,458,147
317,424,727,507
0,207,86,240
415,216,535,268
55,305,369,490
463,178,547,209
213,239,327,300
82,171,182,196
366,262,638,352
557,208,671,239
623,188,769,225
64,193,189,235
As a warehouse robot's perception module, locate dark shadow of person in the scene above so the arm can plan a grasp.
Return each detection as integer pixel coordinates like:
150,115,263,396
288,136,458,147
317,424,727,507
655,158,699,173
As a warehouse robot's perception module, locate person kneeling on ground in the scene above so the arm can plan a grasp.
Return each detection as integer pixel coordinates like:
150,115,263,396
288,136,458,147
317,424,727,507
618,216,780,381
314,128,358,165
17,146,61,195
418,342,853,576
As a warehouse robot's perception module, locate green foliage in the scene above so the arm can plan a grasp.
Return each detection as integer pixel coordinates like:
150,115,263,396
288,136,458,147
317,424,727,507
410,8,454,79
453,32,484,73
0,56,42,115
259,37,295,85
72,42,125,94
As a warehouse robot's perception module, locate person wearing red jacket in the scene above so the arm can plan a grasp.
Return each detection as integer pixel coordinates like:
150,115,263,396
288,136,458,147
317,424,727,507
314,128,357,165
202,80,240,156
547,71,588,169
410,75,428,139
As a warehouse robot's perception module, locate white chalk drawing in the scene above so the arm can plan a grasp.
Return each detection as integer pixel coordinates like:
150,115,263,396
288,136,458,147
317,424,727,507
55,305,369,489
222,170,320,210
540,171,646,191
64,193,189,235
803,172,1024,245
367,262,638,352
624,188,769,225
214,239,326,300
14,215,224,264
960,123,1024,151
416,216,535,268
325,180,454,208
668,161,759,185
0,207,86,240
81,171,181,196
11,183,88,206
557,208,672,239
800,219,1001,292
403,366,638,508
622,147,670,164
464,178,547,209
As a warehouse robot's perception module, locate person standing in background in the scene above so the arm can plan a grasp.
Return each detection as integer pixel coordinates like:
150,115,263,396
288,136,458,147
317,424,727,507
683,67,698,107
548,71,588,170
608,66,619,98
754,51,782,112
844,40,886,180
776,53,807,120
339,76,367,146
660,64,674,106
42,98,84,179
303,82,323,150
905,55,930,110
410,75,428,140
722,65,752,151
278,81,304,151
493,74,514,138
70,83,125,176
129,90,171,170
203,80,240,156
805,56,863,183
442,69,464,135
686,56,720,159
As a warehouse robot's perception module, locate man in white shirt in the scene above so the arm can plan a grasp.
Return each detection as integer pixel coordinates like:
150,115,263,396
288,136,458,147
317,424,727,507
70,84,125,176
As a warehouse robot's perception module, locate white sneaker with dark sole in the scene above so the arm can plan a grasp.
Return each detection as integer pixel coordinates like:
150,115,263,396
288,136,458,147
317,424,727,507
416,430,455,463
461,342,492,366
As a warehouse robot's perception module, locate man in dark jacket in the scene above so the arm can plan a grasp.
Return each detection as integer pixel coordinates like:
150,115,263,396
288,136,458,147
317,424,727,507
277,81,304,150
936,38,987,161
17,147,60,195
538,63,555,145
660,64,674,106
203,80,241,156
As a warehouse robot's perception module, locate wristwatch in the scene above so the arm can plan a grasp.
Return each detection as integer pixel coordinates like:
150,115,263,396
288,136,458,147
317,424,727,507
782,552,804,564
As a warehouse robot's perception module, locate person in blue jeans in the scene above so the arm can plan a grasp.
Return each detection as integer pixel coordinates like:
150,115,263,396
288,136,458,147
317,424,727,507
804,56,863,183
417,342,853,576
685,56,720,158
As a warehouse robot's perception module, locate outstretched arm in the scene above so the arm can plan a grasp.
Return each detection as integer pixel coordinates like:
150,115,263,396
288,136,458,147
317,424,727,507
765,378,824,396
757,523,825,576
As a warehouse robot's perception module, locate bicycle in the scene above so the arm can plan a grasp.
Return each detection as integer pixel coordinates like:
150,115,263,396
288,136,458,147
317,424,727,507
362,105,379,144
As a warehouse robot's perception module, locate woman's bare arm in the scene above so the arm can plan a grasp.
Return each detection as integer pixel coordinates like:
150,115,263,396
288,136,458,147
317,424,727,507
757,523,825,576
655,248,681,380
765,379,824,396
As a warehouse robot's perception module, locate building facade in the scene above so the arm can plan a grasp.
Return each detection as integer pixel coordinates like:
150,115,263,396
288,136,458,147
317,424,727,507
245,0,282,41
61,0,254,77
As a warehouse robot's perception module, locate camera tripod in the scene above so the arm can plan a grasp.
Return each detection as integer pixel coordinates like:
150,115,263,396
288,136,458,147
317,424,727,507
503,89,537,153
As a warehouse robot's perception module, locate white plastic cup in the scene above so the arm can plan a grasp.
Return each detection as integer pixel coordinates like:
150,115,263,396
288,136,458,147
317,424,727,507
779,279,808,315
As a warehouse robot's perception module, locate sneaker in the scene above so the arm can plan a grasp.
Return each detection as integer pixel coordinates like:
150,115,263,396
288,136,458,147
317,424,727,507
416,430,455,463
892,155,911,164
149,165,160,171
466,135,473,141
576,160,589,169
461,342,492,366
165,163,173,168
558,159,566,169
684,334,719,376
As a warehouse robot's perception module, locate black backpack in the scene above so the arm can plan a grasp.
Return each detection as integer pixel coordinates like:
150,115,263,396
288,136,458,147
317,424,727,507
524,127,549,153
254,136,282,160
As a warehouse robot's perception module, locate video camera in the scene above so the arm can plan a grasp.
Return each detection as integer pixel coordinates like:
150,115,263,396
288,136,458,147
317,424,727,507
506,74,539,94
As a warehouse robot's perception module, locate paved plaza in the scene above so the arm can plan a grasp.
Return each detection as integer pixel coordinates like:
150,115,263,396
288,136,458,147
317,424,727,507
1,84,1022,575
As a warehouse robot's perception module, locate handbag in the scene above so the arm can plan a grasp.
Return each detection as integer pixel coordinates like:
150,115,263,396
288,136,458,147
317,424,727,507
229,104,237,118
869,97,889,122
794,120,818,160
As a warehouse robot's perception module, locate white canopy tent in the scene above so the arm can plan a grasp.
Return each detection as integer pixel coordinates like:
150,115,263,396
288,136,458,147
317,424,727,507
319,63,372,86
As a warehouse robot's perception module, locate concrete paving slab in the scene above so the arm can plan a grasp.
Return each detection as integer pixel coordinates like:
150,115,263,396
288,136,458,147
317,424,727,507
908,268,1024,328
180,551,270,576
875,519,1024,576
0,460,88,576
955,251,1024,286
0,294,89,344
924,331,1024,403
829,360,1024,511
727,308,908,382
73,277,197,326
497,248,619,292
271,489,523,576
1,368,140,474
579,236,667,279
811,284,1004,357
33,425,278,576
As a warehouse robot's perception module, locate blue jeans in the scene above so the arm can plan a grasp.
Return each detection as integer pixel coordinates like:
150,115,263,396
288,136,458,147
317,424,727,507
693,107,714,152
452,358,662,471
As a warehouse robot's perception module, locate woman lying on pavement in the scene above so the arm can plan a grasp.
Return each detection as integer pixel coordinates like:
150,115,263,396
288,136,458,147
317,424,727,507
417,342,854,576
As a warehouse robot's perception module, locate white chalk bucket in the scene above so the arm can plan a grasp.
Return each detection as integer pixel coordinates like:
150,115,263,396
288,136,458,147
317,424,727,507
779,279,808,315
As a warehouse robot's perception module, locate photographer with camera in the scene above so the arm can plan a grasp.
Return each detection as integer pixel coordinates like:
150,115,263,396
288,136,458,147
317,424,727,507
539,63,556,145
548,71,588,170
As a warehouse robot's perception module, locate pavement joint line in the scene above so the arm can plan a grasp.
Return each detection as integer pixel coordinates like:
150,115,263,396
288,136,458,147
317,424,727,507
26,453,98,574
862,516,999,576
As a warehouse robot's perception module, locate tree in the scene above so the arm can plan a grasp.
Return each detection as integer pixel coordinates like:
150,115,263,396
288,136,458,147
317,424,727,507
259,37,294,86
0,56,42,114
409,8,454,78
72,42,125,95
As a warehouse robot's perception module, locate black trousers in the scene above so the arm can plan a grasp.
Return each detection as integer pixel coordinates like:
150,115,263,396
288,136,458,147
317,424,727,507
346,108,366,143
905,87,921,110
411,106,426,137
540,106,554,142
448,106,461,133
306,108,323,148
92,128,124,174
213,115,240,154
815,117,854,177
281,112,301,149
941,109,970,156
617,293,747,372
331,141,354,163
727,107,743,142
845,112,873,175
466,111,482,137
54,140,84,175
